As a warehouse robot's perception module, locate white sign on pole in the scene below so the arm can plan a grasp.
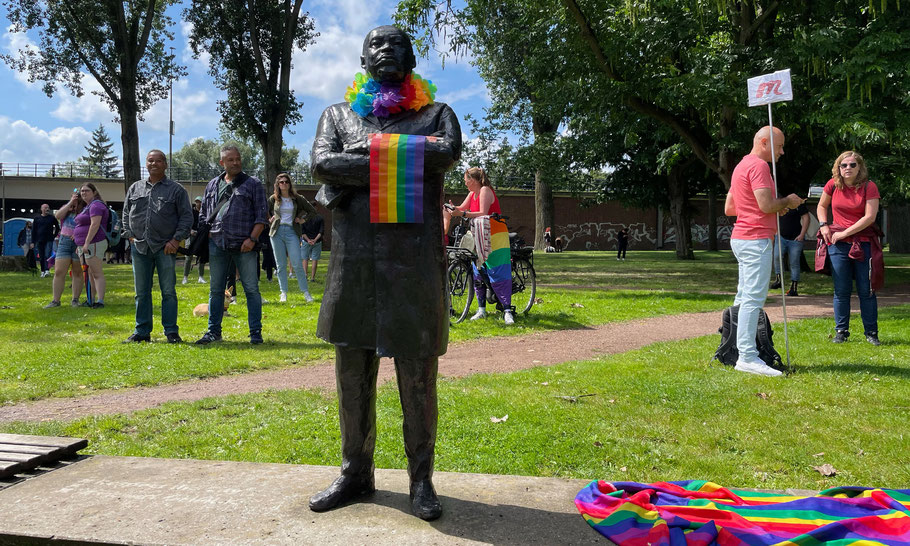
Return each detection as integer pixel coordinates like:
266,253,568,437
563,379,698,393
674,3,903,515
747,69,793,107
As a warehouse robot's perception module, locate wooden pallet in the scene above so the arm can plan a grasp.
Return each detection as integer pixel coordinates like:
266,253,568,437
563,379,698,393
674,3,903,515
0,434,87,479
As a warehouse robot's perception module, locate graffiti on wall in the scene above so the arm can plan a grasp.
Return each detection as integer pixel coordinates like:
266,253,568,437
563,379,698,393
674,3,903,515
559,216,735,250
558,222,655,250
665,216,735,245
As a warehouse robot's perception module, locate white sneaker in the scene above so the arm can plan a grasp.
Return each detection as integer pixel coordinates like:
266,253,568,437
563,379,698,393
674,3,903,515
182,276,188,285
41,271,49,278
279,292,287,303
503,310,515,325
470,308,487,321
734,359,783,377
197,277,206,284
304,292,314,303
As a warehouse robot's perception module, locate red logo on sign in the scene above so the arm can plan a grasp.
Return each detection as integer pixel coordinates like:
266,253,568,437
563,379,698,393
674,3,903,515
755,80,784,98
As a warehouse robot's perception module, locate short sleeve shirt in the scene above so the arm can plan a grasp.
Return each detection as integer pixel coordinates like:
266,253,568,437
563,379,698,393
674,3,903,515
731,154,776,240
823,179,880,229
73,200,109,246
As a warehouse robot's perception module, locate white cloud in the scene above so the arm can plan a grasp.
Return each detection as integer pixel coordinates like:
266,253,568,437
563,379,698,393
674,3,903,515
291,24,363,101
438,85,489,107
50,74,116,124
179,21,210,75
3,26,40,86
0,116,93,164
139,80,218,135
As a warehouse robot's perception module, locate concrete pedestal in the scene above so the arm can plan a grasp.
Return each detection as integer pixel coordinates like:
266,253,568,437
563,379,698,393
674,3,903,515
0,456,603,545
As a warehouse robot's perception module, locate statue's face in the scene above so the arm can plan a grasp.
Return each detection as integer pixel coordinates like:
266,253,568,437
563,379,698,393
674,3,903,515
361,26,415,83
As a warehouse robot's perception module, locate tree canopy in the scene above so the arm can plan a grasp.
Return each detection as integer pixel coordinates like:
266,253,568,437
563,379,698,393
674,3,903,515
184,0,317,188
1,0,184,189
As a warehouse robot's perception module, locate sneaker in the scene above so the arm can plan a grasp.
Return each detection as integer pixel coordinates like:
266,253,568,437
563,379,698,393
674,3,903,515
734,359,783,377
304,292,314,303
279,292,288,303
249,330,263,344
198,277,206,284
123,333,151,343
40,271,49,278
470,308,487,321
71,299,80,307
195,331,222,345
833,330,849,343
81,300,93,307
503,310,515,325
865,332,881,346
182,276,188,285
92,301,105,309
165,332,184,344
43,301,60,309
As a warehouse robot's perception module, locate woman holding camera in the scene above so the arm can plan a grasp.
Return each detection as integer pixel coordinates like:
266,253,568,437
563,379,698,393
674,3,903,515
44,190,86,308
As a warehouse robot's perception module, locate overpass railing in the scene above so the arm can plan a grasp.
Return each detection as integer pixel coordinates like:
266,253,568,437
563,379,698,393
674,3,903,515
0,163,313,185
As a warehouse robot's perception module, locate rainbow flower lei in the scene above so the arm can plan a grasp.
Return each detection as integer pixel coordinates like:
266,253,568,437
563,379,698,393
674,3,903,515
344,72,436,118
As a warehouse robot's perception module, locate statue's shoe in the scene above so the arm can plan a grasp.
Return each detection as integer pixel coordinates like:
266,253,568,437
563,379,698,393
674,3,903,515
410,479,442,521
309,474,375,512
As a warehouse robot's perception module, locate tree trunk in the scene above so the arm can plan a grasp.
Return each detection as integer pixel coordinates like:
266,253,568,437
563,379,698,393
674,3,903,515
119,101,142,194
262,123,283,188
888,204,910,253
667,164,694,259
707,182,718,251
534,172,554,250
531,113,560,250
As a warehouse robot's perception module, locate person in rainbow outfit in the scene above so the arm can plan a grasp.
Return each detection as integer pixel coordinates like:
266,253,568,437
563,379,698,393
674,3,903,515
308,25,462,521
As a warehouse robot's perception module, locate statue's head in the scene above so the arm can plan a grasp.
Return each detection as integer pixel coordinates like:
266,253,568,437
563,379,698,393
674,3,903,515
361,25,417,84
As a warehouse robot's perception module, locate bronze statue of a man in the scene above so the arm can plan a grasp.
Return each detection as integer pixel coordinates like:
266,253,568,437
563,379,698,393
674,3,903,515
308,25,462,520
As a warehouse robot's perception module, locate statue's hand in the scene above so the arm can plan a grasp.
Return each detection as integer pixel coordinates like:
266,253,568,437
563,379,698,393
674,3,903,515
343,137,370,155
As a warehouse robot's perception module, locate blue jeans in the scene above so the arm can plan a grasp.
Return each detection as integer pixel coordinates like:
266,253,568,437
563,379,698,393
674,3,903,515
828,241,877,335
36,240,54,271
131,246,178,336
270,224,309,294
772,236,804,282
731,238,773,362
208,241,262,336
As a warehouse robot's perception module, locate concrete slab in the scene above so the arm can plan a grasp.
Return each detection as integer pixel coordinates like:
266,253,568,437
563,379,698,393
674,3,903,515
0,456,604,545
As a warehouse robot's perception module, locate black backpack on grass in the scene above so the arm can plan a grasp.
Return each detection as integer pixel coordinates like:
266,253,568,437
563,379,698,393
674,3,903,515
714,305,784,371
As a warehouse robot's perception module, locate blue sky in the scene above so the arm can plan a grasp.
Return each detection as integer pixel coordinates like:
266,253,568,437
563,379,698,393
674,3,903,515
0,1,489,168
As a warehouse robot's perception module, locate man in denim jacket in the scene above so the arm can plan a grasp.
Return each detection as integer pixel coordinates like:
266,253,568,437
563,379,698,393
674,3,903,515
194,145,268,345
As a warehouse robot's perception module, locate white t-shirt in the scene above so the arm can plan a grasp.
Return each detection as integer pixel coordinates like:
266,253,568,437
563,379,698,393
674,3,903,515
279,197,295,225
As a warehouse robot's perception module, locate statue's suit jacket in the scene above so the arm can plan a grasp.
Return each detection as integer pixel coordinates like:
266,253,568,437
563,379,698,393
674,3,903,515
311,101,462,359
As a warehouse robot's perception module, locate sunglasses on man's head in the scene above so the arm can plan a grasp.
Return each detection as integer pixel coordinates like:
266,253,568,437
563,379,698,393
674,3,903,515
840,162,857,169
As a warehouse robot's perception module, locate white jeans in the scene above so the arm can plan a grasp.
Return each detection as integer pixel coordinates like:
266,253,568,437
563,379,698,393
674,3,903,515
731,238,773,362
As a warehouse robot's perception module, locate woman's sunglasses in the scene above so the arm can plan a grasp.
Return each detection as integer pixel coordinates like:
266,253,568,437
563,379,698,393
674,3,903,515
840,162,857,169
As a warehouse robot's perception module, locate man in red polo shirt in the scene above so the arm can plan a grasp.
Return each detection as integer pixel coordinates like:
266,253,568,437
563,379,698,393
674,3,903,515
724,126,804,376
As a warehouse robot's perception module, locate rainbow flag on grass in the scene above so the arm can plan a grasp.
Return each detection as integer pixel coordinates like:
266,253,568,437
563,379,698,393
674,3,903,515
369,133,429,223
576,480,910,545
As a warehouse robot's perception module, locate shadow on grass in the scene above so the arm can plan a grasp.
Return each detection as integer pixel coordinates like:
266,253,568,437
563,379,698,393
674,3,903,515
802,362,910,378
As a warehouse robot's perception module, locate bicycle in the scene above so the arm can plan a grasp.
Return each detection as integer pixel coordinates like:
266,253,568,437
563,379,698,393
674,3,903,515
446,213,536,323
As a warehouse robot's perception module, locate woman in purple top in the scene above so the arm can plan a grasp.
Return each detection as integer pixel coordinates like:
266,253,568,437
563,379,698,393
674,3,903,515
73,183,109,308
45,189,86,308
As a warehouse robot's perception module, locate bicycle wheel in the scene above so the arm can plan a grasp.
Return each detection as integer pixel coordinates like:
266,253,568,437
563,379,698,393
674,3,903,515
512,257,536,314
447,259,474,323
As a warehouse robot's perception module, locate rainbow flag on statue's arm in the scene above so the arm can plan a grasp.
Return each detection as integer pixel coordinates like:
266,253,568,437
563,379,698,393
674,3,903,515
369,133,435,223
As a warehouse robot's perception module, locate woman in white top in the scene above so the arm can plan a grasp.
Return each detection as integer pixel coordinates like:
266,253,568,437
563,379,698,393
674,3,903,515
267,173,317,302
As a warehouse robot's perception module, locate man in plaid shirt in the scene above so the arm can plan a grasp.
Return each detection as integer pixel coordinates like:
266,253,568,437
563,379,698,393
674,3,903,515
195,145,268,345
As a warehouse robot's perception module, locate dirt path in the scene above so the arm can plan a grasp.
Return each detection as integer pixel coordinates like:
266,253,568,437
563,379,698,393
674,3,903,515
3,289,908,424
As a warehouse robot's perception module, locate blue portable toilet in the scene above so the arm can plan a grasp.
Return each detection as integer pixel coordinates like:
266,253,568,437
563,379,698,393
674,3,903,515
3,217,31,256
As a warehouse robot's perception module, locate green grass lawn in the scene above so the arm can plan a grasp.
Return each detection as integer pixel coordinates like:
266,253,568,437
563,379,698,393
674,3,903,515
0,252,776,404
5,307,908,490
